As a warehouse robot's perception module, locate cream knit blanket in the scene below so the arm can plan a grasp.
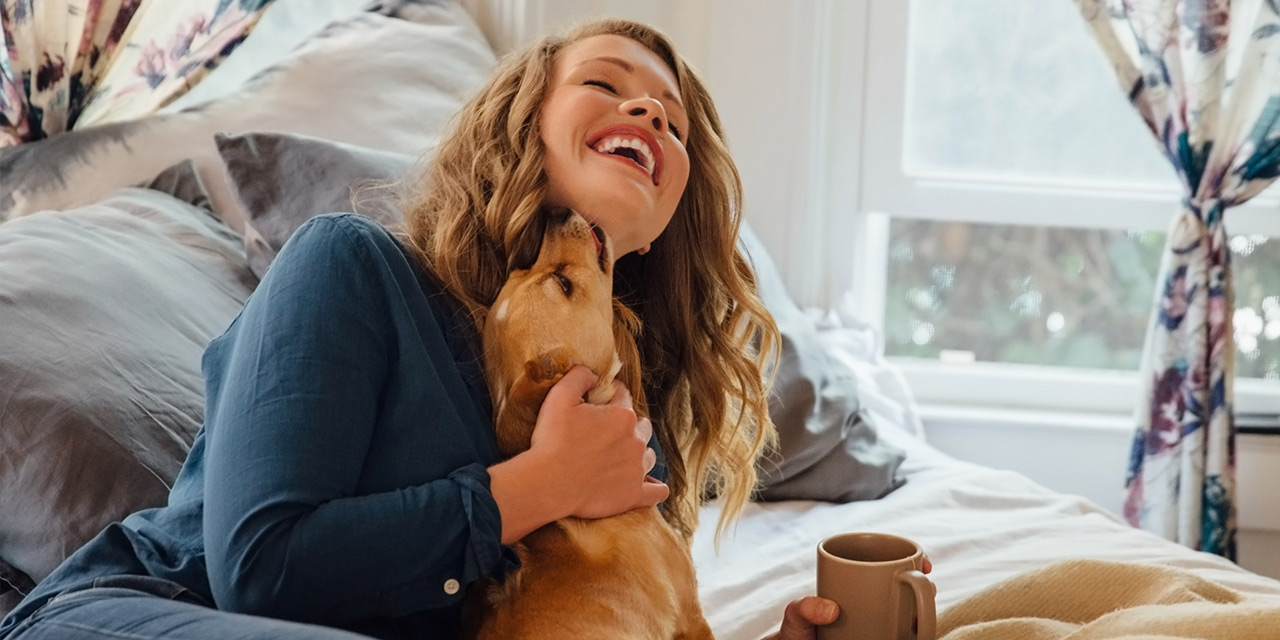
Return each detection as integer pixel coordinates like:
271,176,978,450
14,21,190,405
939,559,1280,639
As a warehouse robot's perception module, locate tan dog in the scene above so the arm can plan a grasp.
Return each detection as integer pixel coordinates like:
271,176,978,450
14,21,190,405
468,207,714,639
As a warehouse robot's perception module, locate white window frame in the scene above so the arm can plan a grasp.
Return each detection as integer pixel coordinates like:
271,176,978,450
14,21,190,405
852,0,1280,418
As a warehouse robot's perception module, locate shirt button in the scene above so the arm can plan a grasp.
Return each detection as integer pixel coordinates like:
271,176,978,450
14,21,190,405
443,578,460,595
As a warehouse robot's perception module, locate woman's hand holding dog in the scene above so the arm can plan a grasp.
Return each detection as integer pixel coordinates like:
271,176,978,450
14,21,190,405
489,366,669,544
538,366,669,519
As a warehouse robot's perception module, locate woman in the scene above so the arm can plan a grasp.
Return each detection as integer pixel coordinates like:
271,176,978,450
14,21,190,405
0,17,850,640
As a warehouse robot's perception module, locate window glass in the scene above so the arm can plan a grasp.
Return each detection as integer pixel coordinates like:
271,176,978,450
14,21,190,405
904,0,1173,187
885,219,1280,380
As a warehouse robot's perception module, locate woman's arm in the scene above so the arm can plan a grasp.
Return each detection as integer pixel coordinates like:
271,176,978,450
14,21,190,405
201,215,669,625
201,216,514,624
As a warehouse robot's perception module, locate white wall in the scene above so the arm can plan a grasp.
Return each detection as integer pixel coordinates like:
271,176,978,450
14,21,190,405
460,0,712,70
920,409,1132,516
1238,436,1280,580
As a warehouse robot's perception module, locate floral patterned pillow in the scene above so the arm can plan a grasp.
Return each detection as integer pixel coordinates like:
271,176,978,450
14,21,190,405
0,0,495,231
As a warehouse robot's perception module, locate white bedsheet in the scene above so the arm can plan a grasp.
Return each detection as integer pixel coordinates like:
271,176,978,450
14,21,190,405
692,426,1280,639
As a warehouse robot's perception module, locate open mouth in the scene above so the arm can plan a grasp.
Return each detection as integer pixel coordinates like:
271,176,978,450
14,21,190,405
595,139,653,177
587,126,662,186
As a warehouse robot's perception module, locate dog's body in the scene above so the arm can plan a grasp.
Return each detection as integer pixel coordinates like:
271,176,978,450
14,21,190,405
468,209,713,639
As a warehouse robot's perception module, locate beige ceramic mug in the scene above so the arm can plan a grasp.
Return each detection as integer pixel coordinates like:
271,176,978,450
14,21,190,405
816,532,936,640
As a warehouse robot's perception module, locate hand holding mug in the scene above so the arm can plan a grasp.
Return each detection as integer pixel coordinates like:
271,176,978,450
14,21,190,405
815,532,936,640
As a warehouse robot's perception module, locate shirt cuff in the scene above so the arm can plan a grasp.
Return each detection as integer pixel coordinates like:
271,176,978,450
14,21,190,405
450,463,521,586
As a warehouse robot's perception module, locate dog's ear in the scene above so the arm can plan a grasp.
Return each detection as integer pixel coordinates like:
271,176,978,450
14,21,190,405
611,300,647,413
509,347,576,409
509,374,556,412
526,347,576,383
509,372,557,412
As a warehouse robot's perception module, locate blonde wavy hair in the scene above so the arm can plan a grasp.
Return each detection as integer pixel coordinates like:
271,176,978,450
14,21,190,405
398,18,779,541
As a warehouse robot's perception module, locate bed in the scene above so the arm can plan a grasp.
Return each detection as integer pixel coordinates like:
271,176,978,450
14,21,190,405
3,1,1280,637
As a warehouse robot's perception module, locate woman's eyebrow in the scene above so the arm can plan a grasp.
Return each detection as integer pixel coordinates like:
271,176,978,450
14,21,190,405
579,56,686,115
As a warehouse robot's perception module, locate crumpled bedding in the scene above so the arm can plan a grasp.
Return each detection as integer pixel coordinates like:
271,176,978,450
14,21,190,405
691,427,1280,639
938,559,1280,639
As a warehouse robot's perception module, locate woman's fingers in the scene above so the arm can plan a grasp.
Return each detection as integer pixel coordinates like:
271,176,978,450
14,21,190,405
545,365,600,405
776,597,839,640
530,366,669,519
637,475,670,507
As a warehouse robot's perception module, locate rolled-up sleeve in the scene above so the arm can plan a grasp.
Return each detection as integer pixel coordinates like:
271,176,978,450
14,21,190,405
201,215,514,624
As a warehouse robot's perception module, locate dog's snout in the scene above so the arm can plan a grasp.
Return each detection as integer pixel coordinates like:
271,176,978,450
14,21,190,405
546,206,575,227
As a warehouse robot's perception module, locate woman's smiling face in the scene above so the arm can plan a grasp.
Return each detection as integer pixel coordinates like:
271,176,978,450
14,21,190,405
540,34,691,259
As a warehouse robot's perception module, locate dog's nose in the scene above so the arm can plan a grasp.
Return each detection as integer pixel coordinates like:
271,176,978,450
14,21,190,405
545,206,575,228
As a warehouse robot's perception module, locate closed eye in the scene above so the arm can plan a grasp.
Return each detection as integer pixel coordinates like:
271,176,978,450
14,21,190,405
585,79,682,141
553,265,573,298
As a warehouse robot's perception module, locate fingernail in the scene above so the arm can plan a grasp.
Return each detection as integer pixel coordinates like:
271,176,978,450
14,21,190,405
820,602,838,620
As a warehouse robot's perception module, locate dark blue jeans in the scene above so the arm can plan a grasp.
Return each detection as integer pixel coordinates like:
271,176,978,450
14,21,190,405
5,576,372,639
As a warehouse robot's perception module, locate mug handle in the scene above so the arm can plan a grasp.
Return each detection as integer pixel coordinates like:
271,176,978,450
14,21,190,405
897,570,937,640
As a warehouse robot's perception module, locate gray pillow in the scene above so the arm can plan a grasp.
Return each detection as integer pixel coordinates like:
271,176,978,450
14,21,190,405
215,131,906,502
215,131,414,277
739,226,906,501
0,558,34,619
0,188,255,602
140,159,215,213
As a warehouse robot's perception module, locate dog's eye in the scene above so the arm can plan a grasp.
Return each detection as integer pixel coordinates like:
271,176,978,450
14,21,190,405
554,272,574,298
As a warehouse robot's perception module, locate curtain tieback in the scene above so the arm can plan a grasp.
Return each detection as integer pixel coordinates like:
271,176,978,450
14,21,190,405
1181,196,1224,225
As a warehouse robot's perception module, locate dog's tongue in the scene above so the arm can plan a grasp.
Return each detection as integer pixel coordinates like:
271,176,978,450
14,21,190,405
590,224,605,258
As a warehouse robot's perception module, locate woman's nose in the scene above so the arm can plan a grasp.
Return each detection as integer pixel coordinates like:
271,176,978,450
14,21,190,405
619,97,667,133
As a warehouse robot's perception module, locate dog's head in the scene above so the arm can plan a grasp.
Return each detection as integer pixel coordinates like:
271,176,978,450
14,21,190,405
483,207,620,456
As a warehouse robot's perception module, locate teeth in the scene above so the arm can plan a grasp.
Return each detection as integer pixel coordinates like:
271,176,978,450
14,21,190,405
593,135,655,175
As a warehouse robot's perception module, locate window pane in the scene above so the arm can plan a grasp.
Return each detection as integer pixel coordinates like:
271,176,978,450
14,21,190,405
1233,236,1280,380
904,0,1173,187
884,219,1280,380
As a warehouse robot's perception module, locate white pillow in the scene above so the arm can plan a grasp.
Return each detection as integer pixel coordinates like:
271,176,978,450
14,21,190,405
0,1,495,232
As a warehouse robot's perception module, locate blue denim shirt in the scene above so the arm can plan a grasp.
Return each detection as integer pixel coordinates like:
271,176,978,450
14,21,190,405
1,214,665,639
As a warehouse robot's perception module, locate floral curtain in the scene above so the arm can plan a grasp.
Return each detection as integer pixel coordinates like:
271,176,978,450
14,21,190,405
0,0,274,148
1075,0,1280,558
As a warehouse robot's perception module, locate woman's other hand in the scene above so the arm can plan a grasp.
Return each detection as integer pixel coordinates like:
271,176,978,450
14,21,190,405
763,597,839,640
762,556,933,639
